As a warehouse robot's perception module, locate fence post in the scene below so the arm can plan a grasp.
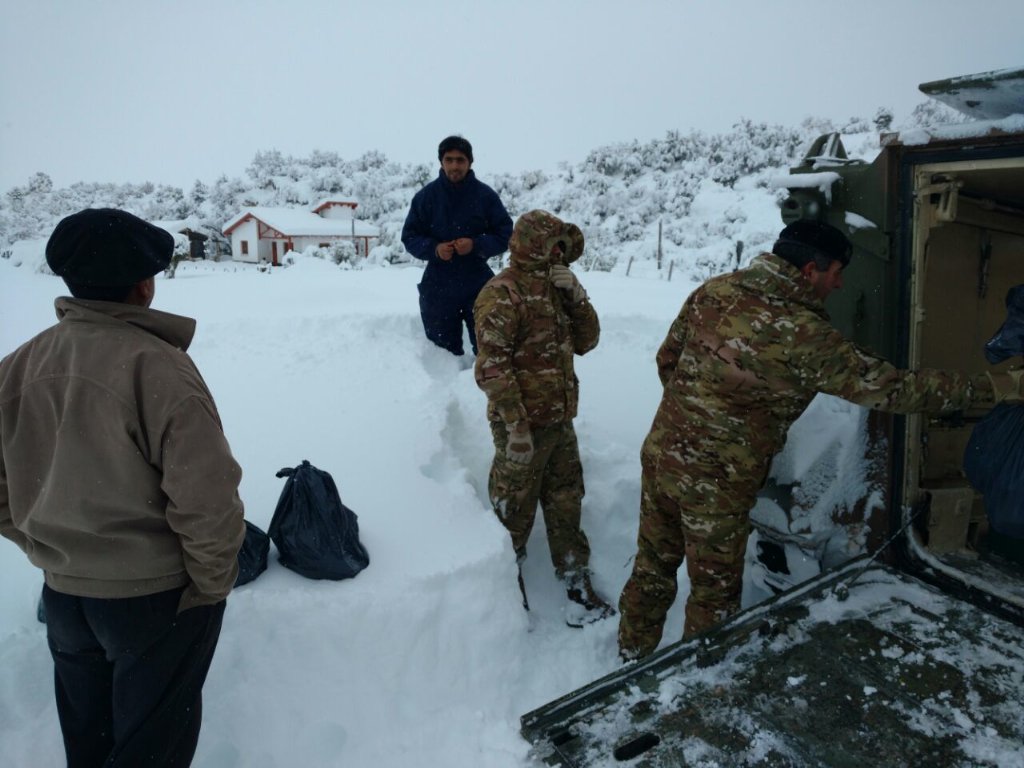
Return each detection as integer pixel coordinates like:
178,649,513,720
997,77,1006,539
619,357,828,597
657,219,663,270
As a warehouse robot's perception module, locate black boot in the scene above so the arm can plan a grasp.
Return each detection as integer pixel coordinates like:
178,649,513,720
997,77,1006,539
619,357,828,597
564,571,615,628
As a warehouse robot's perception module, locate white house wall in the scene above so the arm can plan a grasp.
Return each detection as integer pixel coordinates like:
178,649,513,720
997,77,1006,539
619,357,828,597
229,219,372,262
292,235,362,253
292,236,321,252
230,219,260,263
257,238,275,263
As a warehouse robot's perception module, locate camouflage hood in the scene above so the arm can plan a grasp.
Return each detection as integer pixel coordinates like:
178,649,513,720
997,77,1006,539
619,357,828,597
509,210,585,273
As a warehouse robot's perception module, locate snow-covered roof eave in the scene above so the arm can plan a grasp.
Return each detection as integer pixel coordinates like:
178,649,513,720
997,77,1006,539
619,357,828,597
895,113,1024,147
151,215,203,234
275,227,381,238
222,210,255,236
311,198,360,213
221,207,379,238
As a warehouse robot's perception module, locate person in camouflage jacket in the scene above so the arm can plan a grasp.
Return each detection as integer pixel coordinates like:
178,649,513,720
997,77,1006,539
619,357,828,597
617,220,1023,661
474,209,613,625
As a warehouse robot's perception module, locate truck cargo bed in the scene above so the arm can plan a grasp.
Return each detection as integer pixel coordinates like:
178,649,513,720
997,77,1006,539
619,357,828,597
521,562,1024,767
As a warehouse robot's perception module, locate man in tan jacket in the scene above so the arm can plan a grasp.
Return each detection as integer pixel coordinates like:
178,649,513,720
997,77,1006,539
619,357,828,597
0,208,245,767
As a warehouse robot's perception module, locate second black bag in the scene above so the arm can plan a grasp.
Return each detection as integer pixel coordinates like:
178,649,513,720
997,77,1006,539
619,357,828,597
268,460,370,580
235,520,271,587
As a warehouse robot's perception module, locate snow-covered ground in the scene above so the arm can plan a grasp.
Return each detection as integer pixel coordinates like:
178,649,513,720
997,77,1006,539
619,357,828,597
4,119,1021,765
0,250,712,766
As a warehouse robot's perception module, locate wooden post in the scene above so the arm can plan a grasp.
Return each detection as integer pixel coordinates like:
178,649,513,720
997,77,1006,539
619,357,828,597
667,260,674,282
657,219,663,270
626,255,634,277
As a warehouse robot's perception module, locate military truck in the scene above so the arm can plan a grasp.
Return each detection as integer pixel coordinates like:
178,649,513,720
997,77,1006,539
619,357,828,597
521,68,1024,766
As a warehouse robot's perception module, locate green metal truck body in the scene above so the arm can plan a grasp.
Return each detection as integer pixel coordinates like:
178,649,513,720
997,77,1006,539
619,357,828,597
521,69,1024,767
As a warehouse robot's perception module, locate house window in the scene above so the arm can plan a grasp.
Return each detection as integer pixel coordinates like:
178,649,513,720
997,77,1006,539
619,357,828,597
319,242,329,248
241,240,249,256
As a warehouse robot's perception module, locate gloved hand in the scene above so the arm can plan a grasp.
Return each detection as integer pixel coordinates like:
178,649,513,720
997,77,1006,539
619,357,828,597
550,264,587,304
987,370,1024,402
505,421,535,464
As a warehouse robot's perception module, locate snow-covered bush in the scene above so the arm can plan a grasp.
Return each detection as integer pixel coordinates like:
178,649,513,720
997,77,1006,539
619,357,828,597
0,104,907,280
307,240,359,267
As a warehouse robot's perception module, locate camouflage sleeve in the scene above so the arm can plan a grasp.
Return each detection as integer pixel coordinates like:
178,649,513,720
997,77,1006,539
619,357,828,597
795,317,990,413
567,297,600,355
473,284,529,425
656,293,696,386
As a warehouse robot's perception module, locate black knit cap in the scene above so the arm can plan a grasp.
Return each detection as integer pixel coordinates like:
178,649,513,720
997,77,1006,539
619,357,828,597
46,208,173,287
437,135,473,163
773,220,852,269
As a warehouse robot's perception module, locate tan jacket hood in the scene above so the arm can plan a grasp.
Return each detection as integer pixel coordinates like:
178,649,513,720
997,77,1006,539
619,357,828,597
509,209,585,273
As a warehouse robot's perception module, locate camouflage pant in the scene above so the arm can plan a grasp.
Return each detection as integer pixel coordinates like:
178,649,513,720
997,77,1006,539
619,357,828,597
617,446,757,659
488,420,592,581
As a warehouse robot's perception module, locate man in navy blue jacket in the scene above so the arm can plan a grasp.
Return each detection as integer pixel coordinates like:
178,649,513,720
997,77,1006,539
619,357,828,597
402,135,513,356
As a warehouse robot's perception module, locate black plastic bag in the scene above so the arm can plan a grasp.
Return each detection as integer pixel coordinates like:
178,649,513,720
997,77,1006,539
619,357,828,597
268,460,370,580
963,403,1024,539
235,520,270,587
984,284,1024,363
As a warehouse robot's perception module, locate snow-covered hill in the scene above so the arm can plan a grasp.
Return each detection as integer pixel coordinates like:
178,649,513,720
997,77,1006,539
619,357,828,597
1,105,949,282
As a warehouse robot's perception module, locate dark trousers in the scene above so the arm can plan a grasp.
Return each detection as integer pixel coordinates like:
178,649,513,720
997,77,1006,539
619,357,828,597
42,585,226,768
419,286,479,356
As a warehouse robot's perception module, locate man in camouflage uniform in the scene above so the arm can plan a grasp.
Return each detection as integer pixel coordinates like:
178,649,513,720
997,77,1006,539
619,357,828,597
617,220,1023,660
474,209,613,625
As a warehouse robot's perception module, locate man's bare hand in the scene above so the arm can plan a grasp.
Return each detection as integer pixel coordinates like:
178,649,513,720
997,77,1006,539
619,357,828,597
453,237,474,256
435,241,455,261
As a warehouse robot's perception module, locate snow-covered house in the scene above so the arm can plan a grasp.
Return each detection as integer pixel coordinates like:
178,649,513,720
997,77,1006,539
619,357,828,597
152,215,224,260
222,199,379,265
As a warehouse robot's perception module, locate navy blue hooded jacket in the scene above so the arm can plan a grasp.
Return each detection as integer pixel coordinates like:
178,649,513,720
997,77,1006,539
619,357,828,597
401,170,513,299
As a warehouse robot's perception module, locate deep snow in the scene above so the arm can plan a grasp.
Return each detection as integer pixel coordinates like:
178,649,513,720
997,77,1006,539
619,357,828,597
4,115,1023,764
0,251,712,766
4,232,1012,765
0,149,928,763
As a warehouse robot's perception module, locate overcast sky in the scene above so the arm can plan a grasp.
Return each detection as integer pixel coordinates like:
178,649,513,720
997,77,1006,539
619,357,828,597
2,0,1022,192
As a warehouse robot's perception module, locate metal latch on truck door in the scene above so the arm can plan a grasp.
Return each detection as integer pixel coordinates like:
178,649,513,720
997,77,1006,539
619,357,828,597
917,178,964,222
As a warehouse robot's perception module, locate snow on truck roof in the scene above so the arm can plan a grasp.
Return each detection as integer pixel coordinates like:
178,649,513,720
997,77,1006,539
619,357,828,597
919,66,1024,121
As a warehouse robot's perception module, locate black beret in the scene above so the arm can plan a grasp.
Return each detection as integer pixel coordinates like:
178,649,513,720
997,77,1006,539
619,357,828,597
437,135,473,163
773,220,852,268
46,208,173,287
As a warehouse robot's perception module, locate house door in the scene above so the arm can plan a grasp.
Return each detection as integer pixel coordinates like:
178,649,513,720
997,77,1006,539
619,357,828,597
271,241,279,267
